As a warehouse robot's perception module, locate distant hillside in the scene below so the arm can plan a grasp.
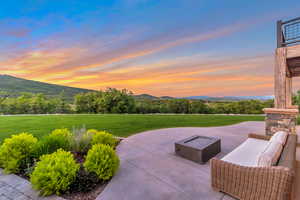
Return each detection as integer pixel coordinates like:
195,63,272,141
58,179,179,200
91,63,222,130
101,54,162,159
183,95,274,101
0,74,94,100
134,94,158,100
160,96,175,100
0,75,273,102
0,75,175,101
135,95,274,101
134,94,174,100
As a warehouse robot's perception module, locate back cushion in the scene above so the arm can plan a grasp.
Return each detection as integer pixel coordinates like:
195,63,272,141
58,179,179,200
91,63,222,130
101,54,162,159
270,131,288,145
257,141,283,167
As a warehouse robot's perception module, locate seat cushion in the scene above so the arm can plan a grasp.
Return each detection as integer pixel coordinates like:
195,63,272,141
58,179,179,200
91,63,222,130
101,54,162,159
221,138,269,167
257,141,283,167
270,131,288,145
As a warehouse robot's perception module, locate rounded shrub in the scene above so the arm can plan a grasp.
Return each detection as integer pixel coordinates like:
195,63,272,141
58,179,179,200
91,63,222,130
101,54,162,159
84,144,119,181
86,129,98,136
91,131,117,148
50,128,72,138
30,149,80,196
32,134,72,159
0,133,37,173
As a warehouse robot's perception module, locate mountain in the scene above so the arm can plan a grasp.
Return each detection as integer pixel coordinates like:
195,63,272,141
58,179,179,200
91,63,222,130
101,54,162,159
160,96,175,100
134,94,174,100
183,95,274,101
0,74,94,99
134,94,158,100
224,96,274,101
134,94,273,101
0,74,273,102
0,75,174,101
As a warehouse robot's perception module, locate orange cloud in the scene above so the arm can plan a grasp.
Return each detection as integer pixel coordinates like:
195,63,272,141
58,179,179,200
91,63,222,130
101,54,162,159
33,53,272,96
3,18,257,81
0,47,86,81
0,14,276,97
0,48,274,96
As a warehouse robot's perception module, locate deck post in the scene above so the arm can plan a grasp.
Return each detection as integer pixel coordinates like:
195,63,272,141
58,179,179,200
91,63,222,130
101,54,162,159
274,47,287,109
277,20,283,48
286,76,292,108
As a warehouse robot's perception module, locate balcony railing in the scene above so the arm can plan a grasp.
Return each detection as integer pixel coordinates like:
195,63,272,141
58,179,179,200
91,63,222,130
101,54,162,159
277,17,300,47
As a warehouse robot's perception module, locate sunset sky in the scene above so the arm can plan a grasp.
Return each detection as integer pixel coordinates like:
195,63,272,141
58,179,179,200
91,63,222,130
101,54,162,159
1,0,300,97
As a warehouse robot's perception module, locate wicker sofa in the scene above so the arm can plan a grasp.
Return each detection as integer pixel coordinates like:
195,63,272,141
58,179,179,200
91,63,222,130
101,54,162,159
211,133,297,200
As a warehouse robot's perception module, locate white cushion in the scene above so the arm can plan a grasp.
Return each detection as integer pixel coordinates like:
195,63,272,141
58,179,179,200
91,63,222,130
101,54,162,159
257,141,283,167
270,131,288,145
222,138,269,167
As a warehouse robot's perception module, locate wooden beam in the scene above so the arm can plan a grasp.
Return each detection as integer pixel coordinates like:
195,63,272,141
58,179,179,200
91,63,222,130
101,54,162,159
290,73,300,77
277,20,283,48
286,64,292,78
286,76,292,107
286,44,300,59
287,57,300,67
274,48,288,108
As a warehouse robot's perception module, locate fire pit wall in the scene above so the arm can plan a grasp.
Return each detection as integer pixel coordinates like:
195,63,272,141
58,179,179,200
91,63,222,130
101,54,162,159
263,108,299,136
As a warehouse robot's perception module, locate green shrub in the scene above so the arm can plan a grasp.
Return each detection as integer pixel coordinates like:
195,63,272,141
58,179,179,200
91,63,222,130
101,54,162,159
30,149,80,196
91,131,117,148
32,134,72,159
86,129,98,135
84,144,119,181
50,128,72,138
0,133,37,173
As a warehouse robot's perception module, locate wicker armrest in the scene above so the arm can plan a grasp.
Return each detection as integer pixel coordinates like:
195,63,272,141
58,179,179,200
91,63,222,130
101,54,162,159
278,134,297,171
211,158,294,200
248,133,271,141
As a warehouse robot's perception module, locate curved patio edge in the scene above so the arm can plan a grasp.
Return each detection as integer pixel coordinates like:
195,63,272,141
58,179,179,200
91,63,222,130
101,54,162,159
97,121,265,200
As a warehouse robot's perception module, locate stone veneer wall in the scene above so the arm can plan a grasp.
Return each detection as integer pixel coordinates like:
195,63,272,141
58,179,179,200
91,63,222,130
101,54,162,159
264,108,298,136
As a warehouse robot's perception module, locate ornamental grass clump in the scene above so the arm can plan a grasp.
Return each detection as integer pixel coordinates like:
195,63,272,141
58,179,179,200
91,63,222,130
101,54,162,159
71,128,95,154
32,129,73,159
84,144,119,181
0,133,37,173
30,149,80,196
91,131,117,148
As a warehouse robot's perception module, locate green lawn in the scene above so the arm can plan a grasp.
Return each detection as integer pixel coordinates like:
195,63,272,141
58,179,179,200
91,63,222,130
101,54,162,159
0,114,264,142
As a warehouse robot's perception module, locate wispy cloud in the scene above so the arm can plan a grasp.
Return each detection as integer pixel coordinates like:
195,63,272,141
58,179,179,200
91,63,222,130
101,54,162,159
1,1,296,96
1,17,256,80
12,53,272,96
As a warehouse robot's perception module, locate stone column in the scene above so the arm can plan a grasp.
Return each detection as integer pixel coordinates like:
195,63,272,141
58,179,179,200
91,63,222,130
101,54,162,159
263,108,298,135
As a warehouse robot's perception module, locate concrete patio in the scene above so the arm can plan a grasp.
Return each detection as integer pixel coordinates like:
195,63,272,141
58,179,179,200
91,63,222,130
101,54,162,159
97,121,300,200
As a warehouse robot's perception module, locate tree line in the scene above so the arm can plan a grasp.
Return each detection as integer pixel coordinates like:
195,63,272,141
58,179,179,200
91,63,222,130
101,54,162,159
0,88,276,115
135,98,273,114
0,92,70,114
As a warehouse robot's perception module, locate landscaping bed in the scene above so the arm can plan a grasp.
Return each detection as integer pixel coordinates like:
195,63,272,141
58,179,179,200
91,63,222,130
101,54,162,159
0,128,121,199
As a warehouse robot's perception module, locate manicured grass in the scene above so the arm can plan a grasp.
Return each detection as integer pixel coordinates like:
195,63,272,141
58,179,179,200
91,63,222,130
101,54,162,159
0,114,264,142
